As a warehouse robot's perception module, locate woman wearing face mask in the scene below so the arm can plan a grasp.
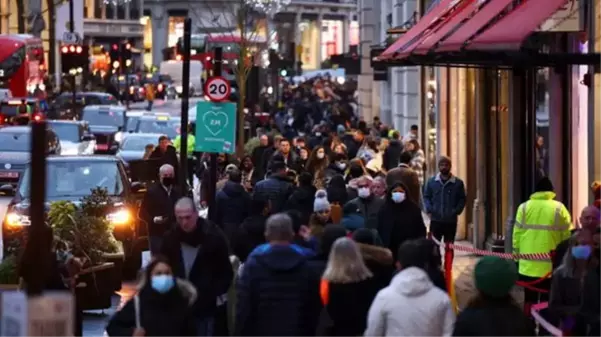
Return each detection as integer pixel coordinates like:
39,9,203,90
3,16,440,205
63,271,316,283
376,182,426,261
306,146,330,190
325,153,349,183
106,257,197,336
549,229,598,335
309,190,334,240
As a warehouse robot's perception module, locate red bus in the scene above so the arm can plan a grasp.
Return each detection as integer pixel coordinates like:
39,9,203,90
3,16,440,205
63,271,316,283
0,34,46,98
176,33,264,74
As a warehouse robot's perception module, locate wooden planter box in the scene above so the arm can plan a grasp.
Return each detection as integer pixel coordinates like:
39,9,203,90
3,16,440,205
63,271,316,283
75,262,115,311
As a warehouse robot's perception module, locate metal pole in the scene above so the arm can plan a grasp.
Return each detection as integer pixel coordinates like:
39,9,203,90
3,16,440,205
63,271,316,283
588,0,597,201
69,0,76,107
208,47,222,222
23,121,48,296
124,42,130,110
179,18,191,192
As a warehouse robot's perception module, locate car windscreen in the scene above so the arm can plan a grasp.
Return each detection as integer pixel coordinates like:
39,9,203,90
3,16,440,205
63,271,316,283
82,109,125,127
121,136,158,151
0,132,30,151
137,120,179,138
49,123,81,142
19,161,124,198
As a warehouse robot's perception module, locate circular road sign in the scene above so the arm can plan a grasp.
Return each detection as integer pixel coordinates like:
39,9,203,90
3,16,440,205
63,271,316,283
205,76,231,102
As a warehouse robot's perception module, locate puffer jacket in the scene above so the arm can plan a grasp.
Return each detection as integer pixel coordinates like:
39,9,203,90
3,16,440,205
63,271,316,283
365,267,455,336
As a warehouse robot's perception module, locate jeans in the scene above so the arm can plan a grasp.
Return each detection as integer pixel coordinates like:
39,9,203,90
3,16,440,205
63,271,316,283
196,316,214,336
147,99,153,111
148,236,163,255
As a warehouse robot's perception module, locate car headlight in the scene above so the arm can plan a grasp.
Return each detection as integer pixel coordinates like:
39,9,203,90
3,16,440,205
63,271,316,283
107,209,131,226
5,212,30,227
114,132,123,143
175,86,183,93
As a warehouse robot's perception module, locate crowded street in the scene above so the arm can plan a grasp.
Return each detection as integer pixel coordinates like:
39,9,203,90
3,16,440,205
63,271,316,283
1,0,600,335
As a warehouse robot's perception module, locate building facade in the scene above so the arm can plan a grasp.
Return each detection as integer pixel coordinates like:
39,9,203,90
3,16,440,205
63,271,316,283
366,0,600,248
143,0,358,69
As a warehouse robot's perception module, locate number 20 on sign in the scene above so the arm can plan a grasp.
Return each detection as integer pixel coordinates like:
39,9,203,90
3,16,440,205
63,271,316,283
204,76,231,102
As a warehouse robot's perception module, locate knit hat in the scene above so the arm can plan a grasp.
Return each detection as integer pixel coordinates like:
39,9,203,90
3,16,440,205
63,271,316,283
337,124,346,135
314,190,331,213
535,177,554,193
474,256,518,298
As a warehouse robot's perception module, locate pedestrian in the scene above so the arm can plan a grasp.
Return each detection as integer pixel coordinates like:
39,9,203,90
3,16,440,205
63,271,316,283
352,228,394,291
324,152,348,183
384,152,419,206
235,213,319,336
238,155,254,192
106,257,198,336
346,159,367,199
341,202,366,233
512,177,571,314
364,240,455,336
344,176,384,231
371,176,387,198
309,190,334,239
376,182,426,261
308,224,348,278
326,175,348,224
270,138,302,173
404,124,419,142
285,171,317,225
259,134,283,178
306,145,330,189
250,134,270,182
253,160,295,214
215,169,251,243
149,135,179,180
423,156,467,246
200,153,233,207
406,139,426,186
573,228,600,336
298,146,310,171
553,205,600,269
452,256,533,336
232,198,270,263
382,131,403,171
139,164,182,255
173,123,196,186
145,82,155,111
549,228,596,334
160,197,233,336
414,238,447,292
318,237,380,336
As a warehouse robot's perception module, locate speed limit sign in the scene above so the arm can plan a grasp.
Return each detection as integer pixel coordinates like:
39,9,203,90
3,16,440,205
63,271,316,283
205,76,231,102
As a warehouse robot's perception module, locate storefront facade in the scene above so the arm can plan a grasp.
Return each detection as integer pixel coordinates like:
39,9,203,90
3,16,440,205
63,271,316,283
373,0,600,249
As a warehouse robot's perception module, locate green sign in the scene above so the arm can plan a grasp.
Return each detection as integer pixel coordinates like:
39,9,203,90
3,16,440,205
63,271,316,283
195,101,236,154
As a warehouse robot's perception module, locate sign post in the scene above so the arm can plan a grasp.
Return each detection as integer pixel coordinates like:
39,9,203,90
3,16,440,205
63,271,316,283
195,101,236,154
204,76,231,102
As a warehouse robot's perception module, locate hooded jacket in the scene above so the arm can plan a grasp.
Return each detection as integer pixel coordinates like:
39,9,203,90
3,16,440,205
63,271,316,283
106,278,198,336
365,267,455,336
235,244,319,336
215,181,251,235
385,164,422,208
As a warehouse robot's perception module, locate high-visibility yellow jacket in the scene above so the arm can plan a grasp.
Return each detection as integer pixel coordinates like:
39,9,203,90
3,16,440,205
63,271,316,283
512,191,572,278
173,134,195,157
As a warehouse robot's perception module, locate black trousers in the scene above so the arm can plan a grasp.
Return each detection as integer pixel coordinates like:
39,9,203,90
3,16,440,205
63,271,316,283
430,220,458,243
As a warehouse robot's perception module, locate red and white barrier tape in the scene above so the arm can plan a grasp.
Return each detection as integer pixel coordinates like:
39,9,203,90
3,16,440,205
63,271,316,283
430,236,552,261
531,302,562,336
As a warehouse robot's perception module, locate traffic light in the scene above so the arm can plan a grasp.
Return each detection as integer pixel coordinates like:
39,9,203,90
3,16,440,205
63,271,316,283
61,44,89,75
120,42,133,68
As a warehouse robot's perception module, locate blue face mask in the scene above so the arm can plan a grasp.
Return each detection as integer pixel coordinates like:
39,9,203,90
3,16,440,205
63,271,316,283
571,245,592,260
151,275,175,294
391,192,406,203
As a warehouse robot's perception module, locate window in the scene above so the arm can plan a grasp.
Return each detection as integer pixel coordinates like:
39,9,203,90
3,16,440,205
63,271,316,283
49,123,82,143
82,109,125,127
0,132,30,152
121,135,158,150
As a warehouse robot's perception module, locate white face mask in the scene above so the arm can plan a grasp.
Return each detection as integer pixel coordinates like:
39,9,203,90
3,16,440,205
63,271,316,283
391,192,406,203
358,187,371,198
317,152,325,159
315,132,322,137
336,162,347,170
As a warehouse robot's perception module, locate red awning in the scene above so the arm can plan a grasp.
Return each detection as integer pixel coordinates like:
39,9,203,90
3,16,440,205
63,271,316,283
467,0,570,50
379,0,458,59
411,0,480,54
435,0,515,52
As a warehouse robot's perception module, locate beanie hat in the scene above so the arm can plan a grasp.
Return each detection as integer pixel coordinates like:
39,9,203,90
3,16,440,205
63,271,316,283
314,190,331,213
438,156,451,166
535,177,554,193
474,256,518,298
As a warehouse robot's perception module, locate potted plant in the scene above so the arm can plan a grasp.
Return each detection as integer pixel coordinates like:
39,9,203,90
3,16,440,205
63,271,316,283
0,256,19,290
48,187,122,310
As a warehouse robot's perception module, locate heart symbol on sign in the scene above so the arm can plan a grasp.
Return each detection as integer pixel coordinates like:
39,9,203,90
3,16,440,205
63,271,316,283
203,110,229,136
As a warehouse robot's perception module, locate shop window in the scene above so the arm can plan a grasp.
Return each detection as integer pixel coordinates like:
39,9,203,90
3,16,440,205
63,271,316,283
424,66,437,177
130,0,140,20
117,3,125,20
106,4,114,20
94,0,102,19
535,68,550,181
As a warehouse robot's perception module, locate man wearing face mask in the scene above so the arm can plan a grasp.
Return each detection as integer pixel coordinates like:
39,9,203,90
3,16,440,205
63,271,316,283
553,205,600,269
139,164,182,255
324,153,348,182
344,176,385,231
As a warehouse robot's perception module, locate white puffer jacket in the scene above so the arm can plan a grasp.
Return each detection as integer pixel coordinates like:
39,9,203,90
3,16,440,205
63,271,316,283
365,267,455,336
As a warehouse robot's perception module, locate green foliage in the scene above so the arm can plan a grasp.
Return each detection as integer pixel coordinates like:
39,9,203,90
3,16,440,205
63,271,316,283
0,256,19,284
244,137,260,157
49,187,119,266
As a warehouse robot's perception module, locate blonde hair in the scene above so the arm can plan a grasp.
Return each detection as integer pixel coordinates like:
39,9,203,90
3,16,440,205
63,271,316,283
322,237,373,283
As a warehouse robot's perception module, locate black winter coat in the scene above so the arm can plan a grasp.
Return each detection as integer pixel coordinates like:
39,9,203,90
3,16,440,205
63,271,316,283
453,298,535,336
233,214,268,263
215,181,251,239
382,140,403,171
106,279,197,336
253,173,295,214
148,145,179,179
377,199,427,261
358,243,394,292
139,183,182,237
160,219,233,317
235,244,320,336
285,185,316,225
